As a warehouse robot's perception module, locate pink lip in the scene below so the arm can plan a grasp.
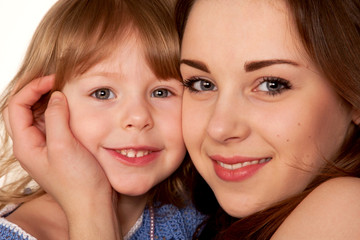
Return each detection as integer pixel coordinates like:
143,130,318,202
210,155,271,182
210,155,263,164
105,146,161,166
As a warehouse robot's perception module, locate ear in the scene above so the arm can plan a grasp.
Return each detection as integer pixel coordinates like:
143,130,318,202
352,108,360,125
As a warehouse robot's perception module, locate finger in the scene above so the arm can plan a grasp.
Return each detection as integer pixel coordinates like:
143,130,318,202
10,74,55,109
45,91,76,149
8,75,55,143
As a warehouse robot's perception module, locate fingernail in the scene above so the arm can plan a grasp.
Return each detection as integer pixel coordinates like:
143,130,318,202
49,91,63,104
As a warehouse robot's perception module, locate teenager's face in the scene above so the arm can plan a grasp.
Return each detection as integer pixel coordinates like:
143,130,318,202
180,0,356,217
62,34,185,197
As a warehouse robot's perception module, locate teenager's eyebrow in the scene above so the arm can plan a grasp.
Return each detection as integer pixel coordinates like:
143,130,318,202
244,59,299,72
180,59,210,73
180,59,299,73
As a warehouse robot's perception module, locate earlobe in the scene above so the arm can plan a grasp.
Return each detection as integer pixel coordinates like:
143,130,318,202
352,108,360,125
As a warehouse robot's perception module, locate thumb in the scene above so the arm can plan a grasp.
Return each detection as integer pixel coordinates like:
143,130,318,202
45,91,74,148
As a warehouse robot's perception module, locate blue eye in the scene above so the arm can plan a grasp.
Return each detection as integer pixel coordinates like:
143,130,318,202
151,88,172,98
91,88,115,100
257,77,291,96
183,77,217,92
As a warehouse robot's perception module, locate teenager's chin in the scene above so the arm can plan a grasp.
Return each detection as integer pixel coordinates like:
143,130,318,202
217,196,268,219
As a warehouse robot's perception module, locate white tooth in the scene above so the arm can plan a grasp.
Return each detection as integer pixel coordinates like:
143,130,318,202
242,161,250,167
120,150,127,156
223,163,232,170
232,162,243,170
218,158,270,170
251,160,259,165
136,151,144,157
127,150,136,158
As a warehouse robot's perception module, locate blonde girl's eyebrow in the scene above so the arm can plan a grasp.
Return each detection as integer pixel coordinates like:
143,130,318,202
180,59,210,73
244,59,299,72
74,71,123,81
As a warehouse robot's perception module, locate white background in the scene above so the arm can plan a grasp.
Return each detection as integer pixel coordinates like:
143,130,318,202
0,0,57,92
0,1,57,186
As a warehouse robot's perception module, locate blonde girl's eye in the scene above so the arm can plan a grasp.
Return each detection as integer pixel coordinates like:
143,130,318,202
256,77,292,96
183,77,217,93
91,88,115,100
151,88,172,98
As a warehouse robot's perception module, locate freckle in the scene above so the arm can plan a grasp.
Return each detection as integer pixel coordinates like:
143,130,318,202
308,135,312,139
277,134,280,138
306,155,310,158
286,139,290,142
297,122,301,126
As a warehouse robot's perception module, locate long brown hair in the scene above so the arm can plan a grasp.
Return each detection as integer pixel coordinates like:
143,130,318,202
176,0,360,239
0,0,189,210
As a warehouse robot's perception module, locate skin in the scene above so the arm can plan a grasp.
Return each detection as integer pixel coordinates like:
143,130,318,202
62,33,185,197
4,0,360,238
6,77,121,239
180,0,358,219
272,177,360,239
5,31,185,239
61,32,186,231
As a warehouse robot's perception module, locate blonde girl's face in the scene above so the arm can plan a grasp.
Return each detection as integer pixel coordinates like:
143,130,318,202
61,33,186,197
180,0,358,218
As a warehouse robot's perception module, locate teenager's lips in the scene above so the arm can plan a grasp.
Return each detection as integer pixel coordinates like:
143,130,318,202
209,154,272,181
210,155,271,165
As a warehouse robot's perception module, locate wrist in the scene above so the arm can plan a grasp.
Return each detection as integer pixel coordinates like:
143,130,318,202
66,195,121,240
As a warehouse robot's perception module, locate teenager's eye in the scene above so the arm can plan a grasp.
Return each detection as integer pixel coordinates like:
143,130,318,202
183,77,217,92
151,88,173,98
91,88,115,100
256,77,292,96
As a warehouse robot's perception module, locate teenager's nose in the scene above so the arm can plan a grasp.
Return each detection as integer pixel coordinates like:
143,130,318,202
207,93,250,143
120,97,154,131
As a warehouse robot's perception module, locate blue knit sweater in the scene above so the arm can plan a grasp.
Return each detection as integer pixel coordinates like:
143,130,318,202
0,204,206,240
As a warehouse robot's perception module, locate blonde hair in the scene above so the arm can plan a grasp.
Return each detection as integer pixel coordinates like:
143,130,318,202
0,0,185,210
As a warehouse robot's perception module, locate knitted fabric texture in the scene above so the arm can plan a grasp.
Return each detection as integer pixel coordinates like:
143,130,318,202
0,203,206,240
0,218,36,240
129,204,206,240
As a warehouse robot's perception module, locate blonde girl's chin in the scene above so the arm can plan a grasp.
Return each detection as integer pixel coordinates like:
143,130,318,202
111,181,154,198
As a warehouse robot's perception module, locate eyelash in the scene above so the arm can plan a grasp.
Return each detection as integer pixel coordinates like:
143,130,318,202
256,76,292,96
90,87,175,100
183,77,215,93
91,88,115,100
183,76,292,96
151,88,174,98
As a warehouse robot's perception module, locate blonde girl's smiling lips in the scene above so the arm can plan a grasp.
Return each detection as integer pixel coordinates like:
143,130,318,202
105,146,162,166
210,155,272,181
116,149,152,158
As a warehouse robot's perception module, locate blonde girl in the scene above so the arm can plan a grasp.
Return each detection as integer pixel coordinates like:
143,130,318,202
0,0,204,239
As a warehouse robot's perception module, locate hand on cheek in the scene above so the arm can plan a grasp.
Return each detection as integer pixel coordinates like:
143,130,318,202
7,76,113,213
44,91,113,210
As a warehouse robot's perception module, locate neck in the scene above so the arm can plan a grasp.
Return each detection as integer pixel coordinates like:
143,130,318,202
116,193,148,236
